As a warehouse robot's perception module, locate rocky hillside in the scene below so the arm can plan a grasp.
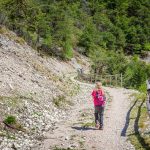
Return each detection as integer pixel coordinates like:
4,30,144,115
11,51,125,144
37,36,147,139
0,27,90,150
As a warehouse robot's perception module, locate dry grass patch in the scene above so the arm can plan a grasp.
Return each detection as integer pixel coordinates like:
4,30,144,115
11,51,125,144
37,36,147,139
0,26,25,45
52,95,74,109
33,61,59,82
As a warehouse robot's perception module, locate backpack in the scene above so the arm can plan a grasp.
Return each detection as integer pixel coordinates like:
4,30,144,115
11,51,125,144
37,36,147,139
96,91,106,102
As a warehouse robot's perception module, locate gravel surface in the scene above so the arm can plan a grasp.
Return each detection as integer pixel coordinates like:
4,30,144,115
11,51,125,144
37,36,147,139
0,28,90,150
37,80,135,150
0,27,135,150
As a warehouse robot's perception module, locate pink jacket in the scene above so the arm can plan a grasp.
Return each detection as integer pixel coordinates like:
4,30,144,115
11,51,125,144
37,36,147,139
92,89,105,106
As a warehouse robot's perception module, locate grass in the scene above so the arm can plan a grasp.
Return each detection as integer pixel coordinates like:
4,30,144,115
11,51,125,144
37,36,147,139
68,84,80,97
7,133,16,140
33,61,59,82
128,93,150,150
0,131,16,139
33,111,43,117
0,95,31,132
81,121,95,128
32,63,80,104
0,27,6,34
0,26,25,45
4,115,16,125
14,36,25,45
3,115,26,132
0,93,36,108
0,95,20,107
52,95,73,108
1,117,26,133
52,95,66,108
60,77,80,98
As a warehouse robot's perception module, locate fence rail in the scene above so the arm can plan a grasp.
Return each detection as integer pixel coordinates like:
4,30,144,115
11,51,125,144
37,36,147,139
77,71,123,87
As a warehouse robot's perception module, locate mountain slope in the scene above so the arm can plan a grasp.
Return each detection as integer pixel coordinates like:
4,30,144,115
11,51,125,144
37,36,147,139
0,27,90,150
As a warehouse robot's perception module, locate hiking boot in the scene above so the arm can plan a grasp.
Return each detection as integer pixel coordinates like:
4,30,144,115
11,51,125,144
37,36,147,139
95,124,99,129
99,125,103,130
95,123,100,129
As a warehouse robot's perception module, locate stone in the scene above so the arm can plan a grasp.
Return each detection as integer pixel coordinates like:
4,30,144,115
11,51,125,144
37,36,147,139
65,136,69,140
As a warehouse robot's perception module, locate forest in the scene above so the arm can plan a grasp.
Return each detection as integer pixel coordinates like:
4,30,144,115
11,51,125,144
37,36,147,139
0,0,150,91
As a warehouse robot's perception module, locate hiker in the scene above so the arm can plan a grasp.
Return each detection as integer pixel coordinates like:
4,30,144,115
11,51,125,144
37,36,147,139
92,82,106,130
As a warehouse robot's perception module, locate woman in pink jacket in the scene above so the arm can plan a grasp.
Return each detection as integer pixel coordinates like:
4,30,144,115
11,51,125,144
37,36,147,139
92,82,106,130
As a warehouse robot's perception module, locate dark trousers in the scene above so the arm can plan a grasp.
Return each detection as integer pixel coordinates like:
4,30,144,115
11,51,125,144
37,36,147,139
94,106,104,126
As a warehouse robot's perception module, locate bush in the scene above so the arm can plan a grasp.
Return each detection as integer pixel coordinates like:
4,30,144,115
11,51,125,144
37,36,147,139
0,0,149,58
63,40,73,60
90,49,150,90
52,95,66,108
4,115,16,125
124,56,150,89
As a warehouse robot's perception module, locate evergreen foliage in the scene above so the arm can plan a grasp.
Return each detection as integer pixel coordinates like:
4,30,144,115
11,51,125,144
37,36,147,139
0,0,149,57
0,0,150,90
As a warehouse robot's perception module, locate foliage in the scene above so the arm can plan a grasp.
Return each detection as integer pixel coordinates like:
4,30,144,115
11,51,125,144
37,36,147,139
90,50,150,90
129,94,150,150
52,95,73,108
0,0,150,89
53,147,73,150
0,0,149,58
124,56,150,90
89,47,108,75
4,115,16,125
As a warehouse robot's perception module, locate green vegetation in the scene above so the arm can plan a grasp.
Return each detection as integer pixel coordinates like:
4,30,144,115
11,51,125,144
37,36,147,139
128,93,150,150
0,95,19,107
0,0,149,90
4,115,16,125
81,121,95,128
0,0,149,59
0,131,16,139
90,49,150,91
53,95,66,108
0,2,149,149
52,95,73,108
3,115,26,132
53,147,74,150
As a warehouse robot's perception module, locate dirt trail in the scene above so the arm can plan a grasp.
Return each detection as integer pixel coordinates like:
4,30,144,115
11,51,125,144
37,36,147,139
37,78,135,150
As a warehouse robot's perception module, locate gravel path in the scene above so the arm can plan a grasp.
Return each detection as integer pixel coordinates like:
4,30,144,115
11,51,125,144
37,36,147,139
37,79,135,150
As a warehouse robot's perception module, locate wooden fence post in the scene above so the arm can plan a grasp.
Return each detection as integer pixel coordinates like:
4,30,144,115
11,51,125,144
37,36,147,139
115,74,118,86
95,72,98,83
76,73,123,87
110,76,112,86
121,73,123,87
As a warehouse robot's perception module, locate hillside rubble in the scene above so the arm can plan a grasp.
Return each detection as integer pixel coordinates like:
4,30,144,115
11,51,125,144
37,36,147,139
0,27,90,150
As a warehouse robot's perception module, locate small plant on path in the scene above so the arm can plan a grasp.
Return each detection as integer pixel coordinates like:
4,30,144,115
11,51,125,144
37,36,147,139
4,115,16,125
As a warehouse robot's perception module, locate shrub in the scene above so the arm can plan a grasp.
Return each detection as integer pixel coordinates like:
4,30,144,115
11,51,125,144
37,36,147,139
52,95,66,108
90,50,150,90
4,115,16,125
124,57,150,90
63,40,73,60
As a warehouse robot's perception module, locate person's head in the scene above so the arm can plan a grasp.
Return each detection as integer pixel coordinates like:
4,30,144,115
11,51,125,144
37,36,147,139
96,81,102,89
